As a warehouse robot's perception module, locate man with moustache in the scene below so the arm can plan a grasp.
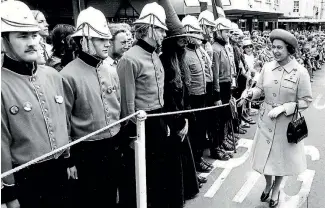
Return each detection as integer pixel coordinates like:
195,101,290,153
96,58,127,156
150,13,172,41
1,1,71,207
60,7,122,207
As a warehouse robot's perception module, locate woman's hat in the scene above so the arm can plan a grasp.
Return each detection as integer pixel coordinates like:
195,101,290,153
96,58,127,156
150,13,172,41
270,29,298,49
242,39,253,47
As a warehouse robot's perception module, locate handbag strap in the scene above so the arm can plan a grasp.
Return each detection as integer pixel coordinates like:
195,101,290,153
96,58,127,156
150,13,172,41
291,103,302,121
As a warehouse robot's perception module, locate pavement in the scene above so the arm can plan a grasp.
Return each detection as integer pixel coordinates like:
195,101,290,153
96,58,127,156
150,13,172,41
185,68,325,208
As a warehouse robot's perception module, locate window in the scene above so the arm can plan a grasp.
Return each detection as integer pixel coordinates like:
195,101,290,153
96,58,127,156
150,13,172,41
293,1,299,12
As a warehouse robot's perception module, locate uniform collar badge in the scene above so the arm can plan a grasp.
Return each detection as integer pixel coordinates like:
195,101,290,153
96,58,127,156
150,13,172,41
23,102,32,112
55,96,63,104
9,106,19,115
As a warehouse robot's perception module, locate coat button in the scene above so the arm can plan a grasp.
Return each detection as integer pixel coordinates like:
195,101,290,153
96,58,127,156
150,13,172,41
269,129,272,132
273,93,277,97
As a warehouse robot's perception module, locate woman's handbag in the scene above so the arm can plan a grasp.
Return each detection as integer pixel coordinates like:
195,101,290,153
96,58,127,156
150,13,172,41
287,104,308,144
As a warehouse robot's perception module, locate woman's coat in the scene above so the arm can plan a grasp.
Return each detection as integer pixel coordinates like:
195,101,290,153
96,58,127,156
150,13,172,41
250,58,312,176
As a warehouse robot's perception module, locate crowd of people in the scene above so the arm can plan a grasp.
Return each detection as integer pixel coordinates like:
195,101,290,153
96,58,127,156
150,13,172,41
0,0,319,208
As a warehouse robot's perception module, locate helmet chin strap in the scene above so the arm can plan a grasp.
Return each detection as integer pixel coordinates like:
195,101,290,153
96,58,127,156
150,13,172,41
2,37,24,62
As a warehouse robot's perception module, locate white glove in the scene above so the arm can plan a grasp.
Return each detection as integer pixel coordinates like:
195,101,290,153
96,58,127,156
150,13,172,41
268,105,285,119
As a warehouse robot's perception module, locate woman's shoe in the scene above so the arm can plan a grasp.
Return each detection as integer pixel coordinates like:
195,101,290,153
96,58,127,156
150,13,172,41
269,191,280,208
260,181,274,202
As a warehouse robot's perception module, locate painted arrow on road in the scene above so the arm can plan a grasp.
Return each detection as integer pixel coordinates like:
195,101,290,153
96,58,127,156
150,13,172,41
232,144,320,207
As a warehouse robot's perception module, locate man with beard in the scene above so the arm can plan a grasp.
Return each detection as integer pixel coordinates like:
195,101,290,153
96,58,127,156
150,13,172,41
1,1,70,207
159,0,201,204
181,15,214,173
210,17,234,160
60,7,122,207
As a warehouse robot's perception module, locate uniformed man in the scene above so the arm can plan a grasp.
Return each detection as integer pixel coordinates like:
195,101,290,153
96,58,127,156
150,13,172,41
1,1,71,207
117,3,180,207
181,15,214,172
210,17,234,160
60,7,122,207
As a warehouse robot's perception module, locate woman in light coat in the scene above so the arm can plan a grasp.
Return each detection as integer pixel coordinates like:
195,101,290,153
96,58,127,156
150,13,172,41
243,29,312,208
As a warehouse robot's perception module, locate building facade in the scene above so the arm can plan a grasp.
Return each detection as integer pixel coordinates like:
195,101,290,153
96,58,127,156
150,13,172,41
223,0,283,32
278,0,325,30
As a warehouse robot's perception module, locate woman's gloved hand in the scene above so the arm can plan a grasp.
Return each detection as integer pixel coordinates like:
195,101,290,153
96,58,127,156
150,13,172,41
268,105,285,119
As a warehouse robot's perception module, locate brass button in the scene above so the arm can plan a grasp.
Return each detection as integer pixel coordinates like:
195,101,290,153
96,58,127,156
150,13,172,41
269,129,272,132
273,93,277,97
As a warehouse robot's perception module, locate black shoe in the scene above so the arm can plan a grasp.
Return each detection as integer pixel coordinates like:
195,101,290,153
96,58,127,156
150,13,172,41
196,161,213,173
197,176,208,184
261,181,274,202
222,140,235,151
201,158,214,169
198,182,203,188
210,148,231,160
269,191,280,208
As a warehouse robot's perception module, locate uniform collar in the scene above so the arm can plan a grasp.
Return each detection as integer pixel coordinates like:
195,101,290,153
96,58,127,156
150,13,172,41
272,58,298,74
215,38,227,46
2,55,37,76
136,39,156,54
78,51,102,68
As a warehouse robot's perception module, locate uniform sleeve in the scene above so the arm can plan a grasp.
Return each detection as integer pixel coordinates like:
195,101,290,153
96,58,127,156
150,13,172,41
211,50,221,101
251,64,265,100
116,57,137,123
1,100,17,204
61,77,75,137
283,67,313,116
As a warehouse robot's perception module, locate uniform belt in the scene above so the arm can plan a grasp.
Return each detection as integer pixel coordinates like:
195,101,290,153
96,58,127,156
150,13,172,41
264,101,283,108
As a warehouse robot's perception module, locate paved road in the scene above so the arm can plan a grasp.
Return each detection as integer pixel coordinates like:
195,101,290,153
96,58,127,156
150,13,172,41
185,68,325,208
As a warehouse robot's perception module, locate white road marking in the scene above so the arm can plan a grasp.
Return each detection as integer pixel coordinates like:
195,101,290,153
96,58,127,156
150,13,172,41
231,145,319,205
203,139,253,197
279,169,316,208
232,170,261,203
200,139,253,178
304,145,320,161
313,94,325,110
204,168,232,198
